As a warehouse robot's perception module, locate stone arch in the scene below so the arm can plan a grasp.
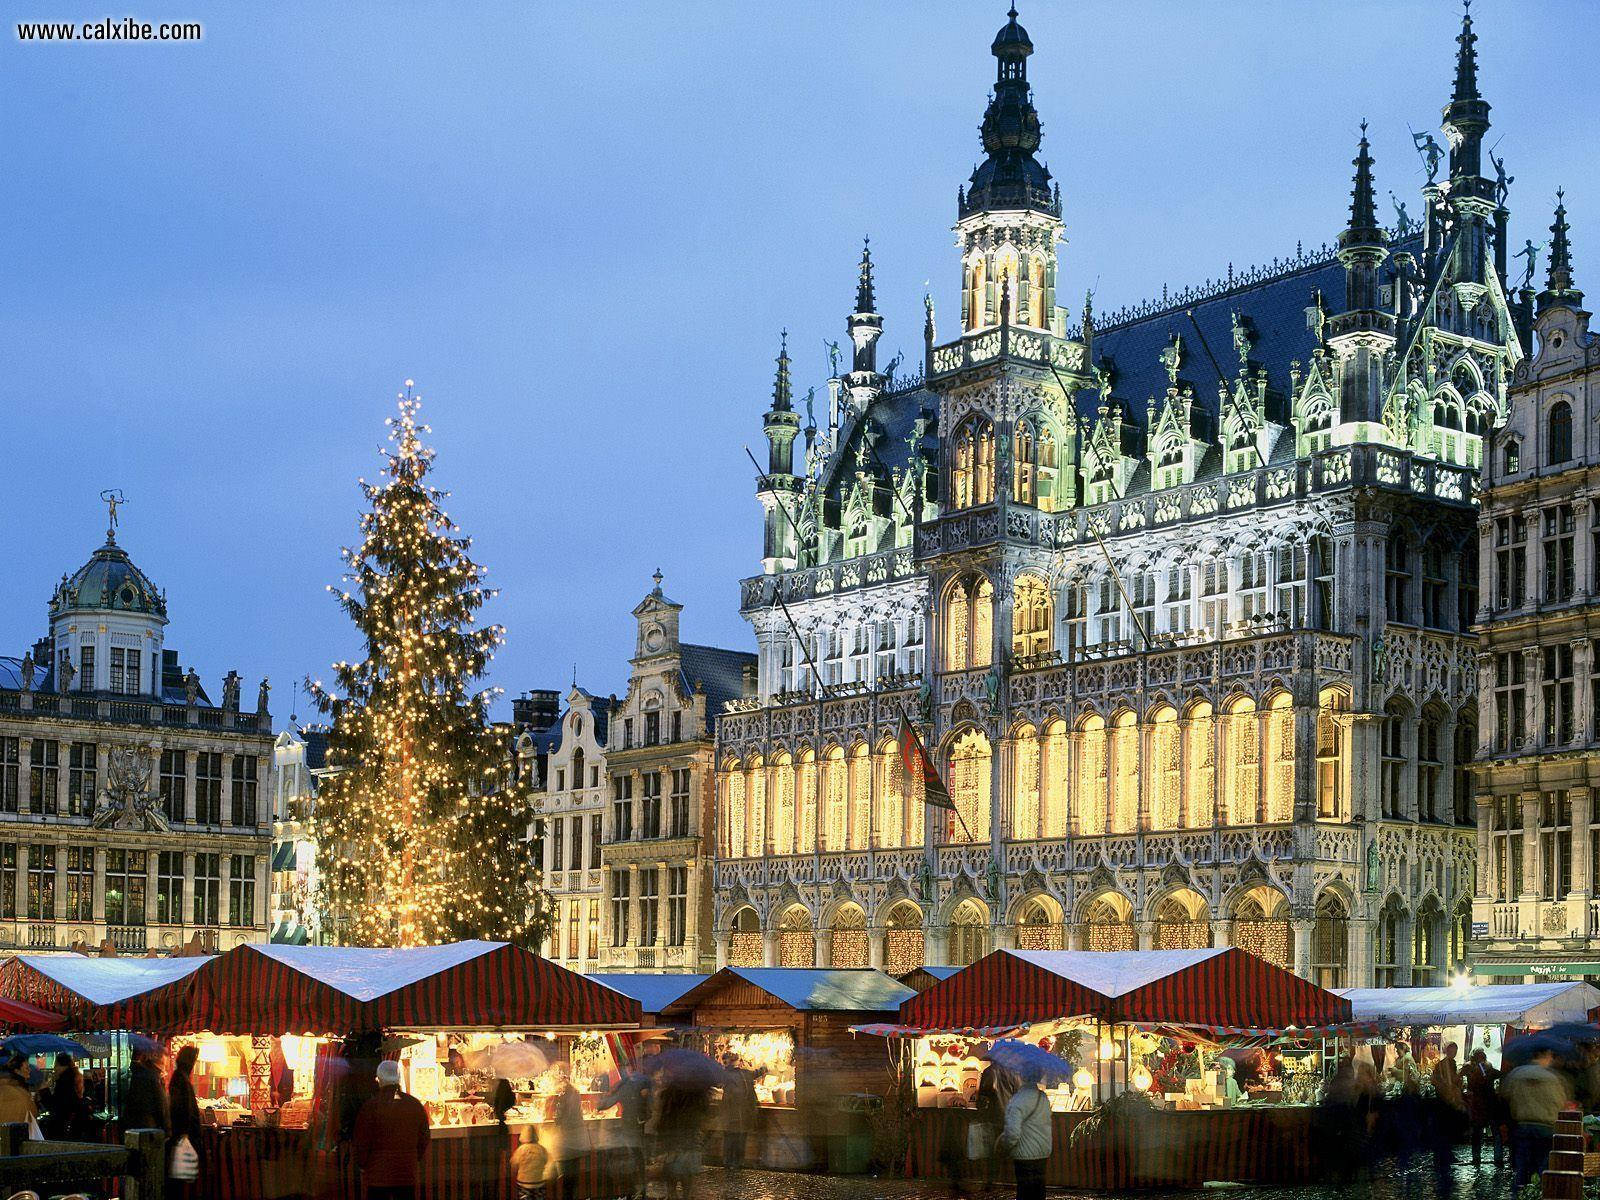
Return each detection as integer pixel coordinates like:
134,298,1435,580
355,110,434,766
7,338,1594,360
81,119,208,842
775,902,815,968
727,905,763,968
943,726,992,845
883,899,926,975
1413,893,1446,986
1149,886,1212,950
1230,884,1291,969
947,897,991,967
1310,888,1351,987
1010,892,1065,951
1077,889,1137,951
828,901,870,969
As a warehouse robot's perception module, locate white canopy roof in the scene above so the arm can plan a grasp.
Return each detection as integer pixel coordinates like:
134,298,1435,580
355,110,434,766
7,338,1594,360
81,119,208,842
1334,982,1600,1026
1009,949,1229,998
249,940,502,1002
16,955,207,1005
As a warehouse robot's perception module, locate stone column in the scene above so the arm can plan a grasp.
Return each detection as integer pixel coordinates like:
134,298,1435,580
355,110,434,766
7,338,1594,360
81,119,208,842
220,752,235,827
1520,791,1542,901
816,927,835,968
1348,912,1375,986
1292,914,1313,978
1134,920,1153,951
183,750,197,824
182,853,195,929
867,925,885,969
714,930,730,969
1475,796,1494,897
1569,787,1593,937
92,848,106,924
16,739,30,816
256,851,269,934
625,864,640,958
762,926,779,968
1577,639,1595,744
1213,916,1235,950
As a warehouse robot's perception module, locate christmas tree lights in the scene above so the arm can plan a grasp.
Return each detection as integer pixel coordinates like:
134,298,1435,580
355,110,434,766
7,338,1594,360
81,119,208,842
309,383,550,948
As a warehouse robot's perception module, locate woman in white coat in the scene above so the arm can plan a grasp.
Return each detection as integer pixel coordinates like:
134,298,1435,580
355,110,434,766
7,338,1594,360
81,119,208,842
998,1063,1052,1200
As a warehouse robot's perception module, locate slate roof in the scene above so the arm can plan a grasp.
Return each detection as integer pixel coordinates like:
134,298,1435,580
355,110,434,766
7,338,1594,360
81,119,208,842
1086,233,1425,442
664,967,914,1015
678,643,756,718
571,689,613,747
299,725,330,771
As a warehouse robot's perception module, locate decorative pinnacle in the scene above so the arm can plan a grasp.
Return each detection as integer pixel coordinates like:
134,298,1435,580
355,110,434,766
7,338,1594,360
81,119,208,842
855,237,876,314
771,329,793,413
1343,122,1384,247
651,568,663,594
1452,0,1481,106
1541,188,1584,309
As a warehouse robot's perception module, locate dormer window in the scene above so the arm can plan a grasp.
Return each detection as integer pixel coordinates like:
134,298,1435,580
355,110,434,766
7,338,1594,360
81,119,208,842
1502,439,1520,476
1549,401,1573,465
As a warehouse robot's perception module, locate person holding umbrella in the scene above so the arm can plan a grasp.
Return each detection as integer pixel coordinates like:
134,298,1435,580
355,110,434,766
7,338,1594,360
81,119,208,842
997,1062,1052,1200
1461,1048,1501,1167
1501,1045,1570,1191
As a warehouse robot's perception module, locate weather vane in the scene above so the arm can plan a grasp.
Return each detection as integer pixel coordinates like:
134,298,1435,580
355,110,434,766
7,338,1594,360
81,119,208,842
99,488,126,543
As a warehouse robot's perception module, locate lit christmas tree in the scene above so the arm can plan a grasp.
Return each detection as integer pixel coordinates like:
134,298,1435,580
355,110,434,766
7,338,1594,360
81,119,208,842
310,383,549,947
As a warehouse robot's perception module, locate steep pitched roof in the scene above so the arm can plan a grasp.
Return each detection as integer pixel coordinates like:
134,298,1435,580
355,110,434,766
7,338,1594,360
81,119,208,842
678,643,756,718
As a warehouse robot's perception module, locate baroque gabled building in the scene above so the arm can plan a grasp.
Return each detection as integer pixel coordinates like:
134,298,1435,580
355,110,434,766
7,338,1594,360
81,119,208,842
714,7,1527,985
0,515,272,954
1474,196,1600,978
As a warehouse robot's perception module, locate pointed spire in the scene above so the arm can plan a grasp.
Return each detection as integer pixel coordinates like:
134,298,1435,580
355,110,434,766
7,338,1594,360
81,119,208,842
771,329,793,412
961,4,1055,218
1452,0,1480,106
1540,189,1585,313
1341,122,1386,249
855,237,876,314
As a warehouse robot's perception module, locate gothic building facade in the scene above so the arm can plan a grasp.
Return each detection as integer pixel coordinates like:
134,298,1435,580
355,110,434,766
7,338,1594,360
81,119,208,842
1473,198,1600,977
714,8,1528,985
0,517,272,954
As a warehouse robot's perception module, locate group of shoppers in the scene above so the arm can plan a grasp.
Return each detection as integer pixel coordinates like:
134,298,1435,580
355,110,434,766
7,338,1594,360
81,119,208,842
943,1057,1053,1200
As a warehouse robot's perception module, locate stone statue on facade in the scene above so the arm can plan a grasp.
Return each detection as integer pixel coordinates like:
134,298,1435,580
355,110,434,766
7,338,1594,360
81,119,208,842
1489,150,1513,207
986,860,1002,904
1307,289,1327,345
94,744,164,831
1513,240,1543,291
802,387,816,431
59,658,75,694
1230,312,1252,370
1159,334,1182,386
1389,193,1413,237
257,677,270,715
883,350,903,385
823,339,842,379
1412,130,1444,184
183,667,199,705
916,680,932,722
983,668,1002,716
222,671,240,711
1365,841,1380,893
918,858,936,905
18,654,33,692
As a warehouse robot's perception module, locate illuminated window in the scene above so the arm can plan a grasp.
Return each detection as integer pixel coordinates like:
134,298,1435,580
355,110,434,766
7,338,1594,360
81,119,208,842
822,746,847,851
1316,692,1347,819
1224,697,1259,825
876,741,911,850
1027,256,1046,328
830,904,868,968
797,749,817,851
1041,720,1069,837
946,730,991,845
965,256,987,332
950,417,994,510
1150,707,1180,830
1264,693,1294,823
1010,725,1040,840
885,902,924,974
1233,890,1290,968
778,905,814,967
848,744,870,850
772,753,795,855
722,764,745,858
1153,893,1211,950
1014,421,1036,505
1312,893,1349,987
729,907,762,968
943,575,995,670
746,757,766,857
1015,898,1063,950
1077,716,1107,835
1082,895,1136,951
1185,703,1215,828
1011,575,1054,659
1110,711,1139,833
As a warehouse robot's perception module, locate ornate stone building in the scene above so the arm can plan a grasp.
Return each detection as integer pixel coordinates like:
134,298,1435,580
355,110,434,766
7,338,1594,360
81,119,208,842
1473,197,1600,977
713,8,1526,985
269,724,326,945
530,686,612,972
603,576,755,972
0,517,272,954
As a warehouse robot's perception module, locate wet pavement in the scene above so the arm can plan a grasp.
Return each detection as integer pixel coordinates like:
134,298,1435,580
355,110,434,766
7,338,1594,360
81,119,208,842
683,1152,1520,1200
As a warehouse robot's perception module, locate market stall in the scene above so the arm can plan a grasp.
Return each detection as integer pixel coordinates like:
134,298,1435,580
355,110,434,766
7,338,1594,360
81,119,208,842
885,948,1352,1189
584,972,706,1028
1333,981,1600,1069
658,966,914,1172
5,941,644,1200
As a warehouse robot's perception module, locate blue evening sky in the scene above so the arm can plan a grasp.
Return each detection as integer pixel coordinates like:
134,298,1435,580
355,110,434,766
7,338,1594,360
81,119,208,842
3,2,1595,720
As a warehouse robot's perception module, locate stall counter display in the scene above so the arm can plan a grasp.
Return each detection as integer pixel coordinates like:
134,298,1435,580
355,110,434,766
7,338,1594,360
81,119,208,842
398,1031,626,1133
171,1033,321,1129
708,1030,794,1108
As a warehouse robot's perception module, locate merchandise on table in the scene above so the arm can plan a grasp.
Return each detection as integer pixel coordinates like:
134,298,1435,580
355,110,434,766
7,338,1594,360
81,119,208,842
397,1030,624,1129
170,1032,322,1128
705,1029,795,1108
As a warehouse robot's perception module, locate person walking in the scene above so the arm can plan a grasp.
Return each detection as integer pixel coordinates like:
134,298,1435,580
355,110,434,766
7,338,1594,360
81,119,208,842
652,1079,710,1200
975,1058,1018,1192
122,1044,169,1134
509,1125,549,1200
547,1064,587,1200
352,1060,431,1200
168,1044,204,1196
42,1052,90,1140
0,1053,37,1128
597,1064,650,1199
1429,1041,1467,1176
997,1064,1051,1200
1461,1048,1502,1167
1502,1047,1569,1192
717,1054,757,1174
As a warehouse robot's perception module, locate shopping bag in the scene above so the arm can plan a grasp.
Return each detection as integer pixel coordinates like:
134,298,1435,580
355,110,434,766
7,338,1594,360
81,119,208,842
170,1134,200,1181
966,1120,992,1160
26,1114,43,1141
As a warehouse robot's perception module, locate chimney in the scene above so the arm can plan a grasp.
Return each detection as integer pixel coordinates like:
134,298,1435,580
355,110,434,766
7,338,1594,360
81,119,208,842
741,662,758,697
512,689,561,730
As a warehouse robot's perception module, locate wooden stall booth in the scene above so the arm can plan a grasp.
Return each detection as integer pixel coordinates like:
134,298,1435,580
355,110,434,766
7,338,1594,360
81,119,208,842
658,966,913,1172
583,973,706,1029
15,940,645,1200
888,947,1352,1190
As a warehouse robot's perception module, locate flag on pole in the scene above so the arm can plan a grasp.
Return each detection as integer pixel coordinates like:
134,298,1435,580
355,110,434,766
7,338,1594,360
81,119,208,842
899,713,955,811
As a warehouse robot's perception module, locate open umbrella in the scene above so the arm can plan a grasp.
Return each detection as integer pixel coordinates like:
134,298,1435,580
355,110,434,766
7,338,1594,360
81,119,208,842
981,1039,1073,1084
485,1040,549,1078
2,1034,90,1059
1502,1032,1577,1071
1541,1024,1600,1045
649,1048,723,1090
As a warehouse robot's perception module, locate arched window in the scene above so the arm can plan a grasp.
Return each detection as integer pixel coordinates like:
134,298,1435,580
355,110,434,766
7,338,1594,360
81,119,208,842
948,899,990,966
728,907,762,968
1015,897,1063,950
885,901,925,974
946,730,992,844
778,905,815,968
1417,709,1445,822
876,739,915,850
1081,894,1137,951
1233,889,1291,969
822,745,847,851
1454,714,1476,825
950,417,995,509
1153,891,1211,950
1041,720,1069,838
1264,692,1294,823
772,753,795,855
966,257,987,332
571,747,585,792
830,904,868,969
1014,421,1036,505
1185,702,1215,828
1549,400,1573,465
1502,438,1521,475
1413,900,1443,986
1224,697,1259,825
722,762,746,859
797,748,818,850
1374,899,1404,988
1150,707,1180,830
848,743,870,849
1010,724,1041,840
1311,893,1349,988
1316,690,1348,819
1037,427,1058,512
1110,710,1140,833
746,757,766,857
1380,703,1407,819
1012,574,1054,659
943,575,994,670
1076,716,1108,835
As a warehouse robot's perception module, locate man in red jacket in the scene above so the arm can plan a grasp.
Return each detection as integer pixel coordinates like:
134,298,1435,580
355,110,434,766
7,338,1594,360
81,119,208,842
353,1060,431,1200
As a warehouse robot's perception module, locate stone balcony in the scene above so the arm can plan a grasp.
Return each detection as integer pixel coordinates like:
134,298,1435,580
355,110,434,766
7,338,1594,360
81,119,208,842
0,687,270,735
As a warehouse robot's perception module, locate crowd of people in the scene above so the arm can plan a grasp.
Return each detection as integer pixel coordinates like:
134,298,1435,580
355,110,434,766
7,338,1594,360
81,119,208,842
1319,1036,1598,1192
